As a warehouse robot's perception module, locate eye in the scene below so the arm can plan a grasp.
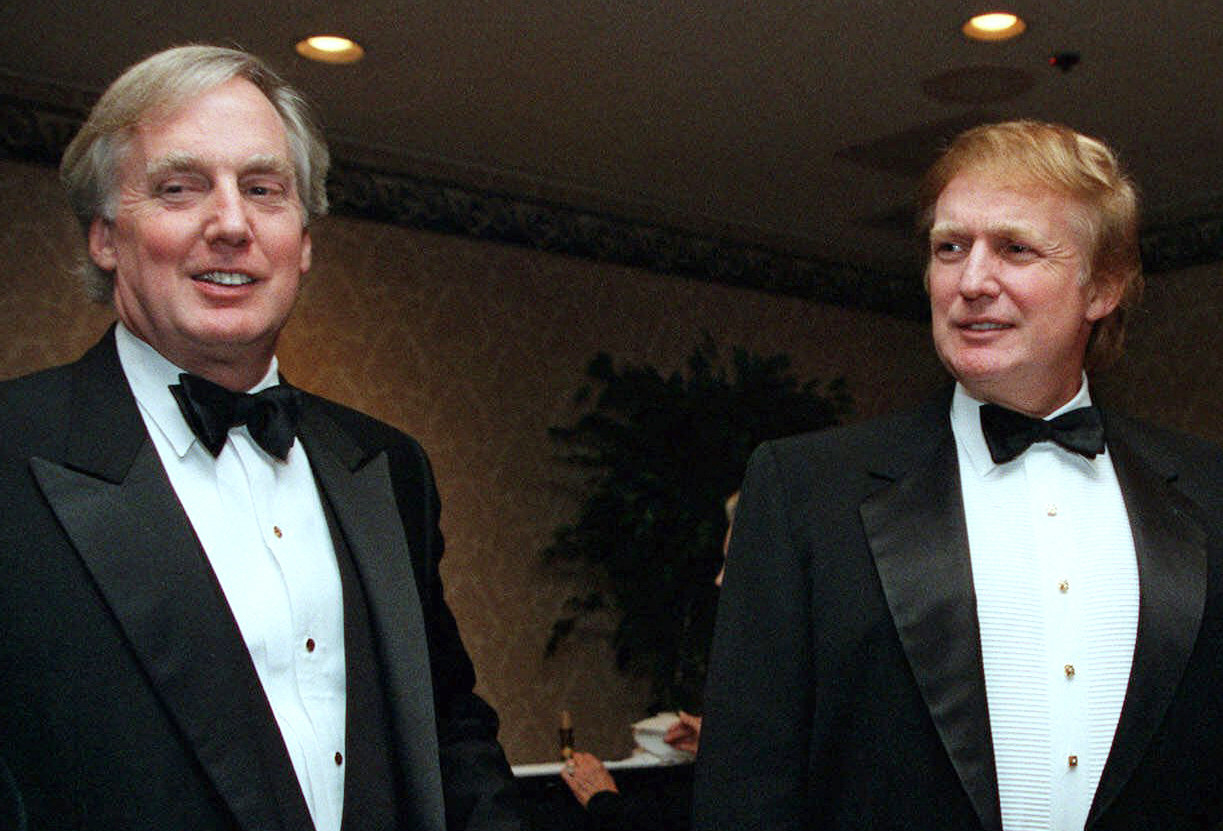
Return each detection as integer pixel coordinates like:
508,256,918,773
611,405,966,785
243,178,290,203
1002,241,1039,261
154,175,207,203
931,239,965,260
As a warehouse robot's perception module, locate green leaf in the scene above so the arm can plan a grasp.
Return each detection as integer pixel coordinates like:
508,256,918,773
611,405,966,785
543,338,852,712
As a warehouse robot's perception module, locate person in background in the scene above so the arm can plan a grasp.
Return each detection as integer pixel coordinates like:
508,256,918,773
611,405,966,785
693,120,1223,830
561,712,702,831
561,492,738,829
0,45,521,831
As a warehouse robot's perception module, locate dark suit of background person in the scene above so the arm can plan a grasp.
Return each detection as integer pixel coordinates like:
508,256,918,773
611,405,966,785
693,121,1223,831
0,46,522,831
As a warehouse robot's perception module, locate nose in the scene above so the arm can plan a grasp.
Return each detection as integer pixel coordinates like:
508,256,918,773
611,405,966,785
957,242,1000,299
203,180,251,247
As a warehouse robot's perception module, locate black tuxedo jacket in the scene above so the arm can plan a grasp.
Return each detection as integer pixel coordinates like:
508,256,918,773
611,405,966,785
0,330,521,831
693,391,1223,830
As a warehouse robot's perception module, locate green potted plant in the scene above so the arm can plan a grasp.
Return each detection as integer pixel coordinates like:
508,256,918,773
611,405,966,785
545,337,851,712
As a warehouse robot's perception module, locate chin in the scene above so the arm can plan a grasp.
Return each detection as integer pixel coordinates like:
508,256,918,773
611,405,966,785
947,362,1018,397
188,322,278,354
200,307,288,339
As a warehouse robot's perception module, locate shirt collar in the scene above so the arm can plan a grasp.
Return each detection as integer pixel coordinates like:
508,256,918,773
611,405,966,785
950,376,1094,477
114,322,281,459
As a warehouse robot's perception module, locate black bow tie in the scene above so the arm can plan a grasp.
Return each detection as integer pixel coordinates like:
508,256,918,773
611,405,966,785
979,403,1105,464
170,373,302,460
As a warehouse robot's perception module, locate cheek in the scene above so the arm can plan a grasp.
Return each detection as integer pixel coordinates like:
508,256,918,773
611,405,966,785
119,218,191,265
1016,280,1080,324
265,223,310,269
926,272,957,318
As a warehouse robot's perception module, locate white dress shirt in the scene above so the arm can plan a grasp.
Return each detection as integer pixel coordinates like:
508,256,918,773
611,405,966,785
116,323,347,831
951,381,1138,831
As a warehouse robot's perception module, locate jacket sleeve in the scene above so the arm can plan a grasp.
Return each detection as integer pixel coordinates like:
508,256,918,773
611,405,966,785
586,788,672,831
390,435,525,831
692,441,814,830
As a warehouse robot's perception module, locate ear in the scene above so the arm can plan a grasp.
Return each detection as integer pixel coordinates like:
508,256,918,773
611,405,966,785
1085,272,1123,323
299,227,312,275
88,217,118,272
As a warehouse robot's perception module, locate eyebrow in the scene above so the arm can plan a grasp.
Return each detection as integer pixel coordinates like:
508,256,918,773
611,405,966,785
929,219,1049,243
145,151,296,180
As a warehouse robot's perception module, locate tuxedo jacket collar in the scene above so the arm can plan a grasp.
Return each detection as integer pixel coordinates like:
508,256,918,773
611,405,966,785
858,391,1207,831
29,330,448,831
858,392,1001,831
1085,411,1206,827
297,404,447,831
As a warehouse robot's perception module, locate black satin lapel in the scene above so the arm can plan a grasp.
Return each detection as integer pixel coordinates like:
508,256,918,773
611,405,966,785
30,444,307,831
305,434,447,831
860,436,1002,831
64,327,147,483
1086,438,1207,827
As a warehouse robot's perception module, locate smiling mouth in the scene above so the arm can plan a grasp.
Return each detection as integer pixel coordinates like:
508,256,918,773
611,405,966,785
193,271,254,287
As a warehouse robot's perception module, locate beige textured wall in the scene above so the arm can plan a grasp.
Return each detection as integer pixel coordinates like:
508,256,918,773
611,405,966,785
1094,265,1223,442
3,158,1220,764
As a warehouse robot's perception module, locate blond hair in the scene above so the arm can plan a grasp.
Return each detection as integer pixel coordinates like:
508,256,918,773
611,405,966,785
917,120,1142,370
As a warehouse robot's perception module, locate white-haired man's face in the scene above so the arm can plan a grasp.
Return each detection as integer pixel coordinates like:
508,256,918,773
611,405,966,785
88,77,311,388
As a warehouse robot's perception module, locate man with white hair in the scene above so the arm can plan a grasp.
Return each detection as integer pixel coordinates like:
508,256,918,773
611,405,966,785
0,45,522,831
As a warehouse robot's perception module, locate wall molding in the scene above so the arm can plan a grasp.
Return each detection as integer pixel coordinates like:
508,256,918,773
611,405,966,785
3,83,1218,322
325,160,928,317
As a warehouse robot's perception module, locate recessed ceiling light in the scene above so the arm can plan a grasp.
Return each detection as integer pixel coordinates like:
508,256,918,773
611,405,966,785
296,35,365,64
962,12,1027,42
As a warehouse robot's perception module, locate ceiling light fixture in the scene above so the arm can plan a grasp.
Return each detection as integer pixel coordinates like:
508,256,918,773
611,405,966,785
295,35,365,64
962,12,1027,42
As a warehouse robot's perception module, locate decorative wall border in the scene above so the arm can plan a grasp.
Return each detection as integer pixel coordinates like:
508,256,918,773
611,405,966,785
325,161,929,317
4,87,1218,322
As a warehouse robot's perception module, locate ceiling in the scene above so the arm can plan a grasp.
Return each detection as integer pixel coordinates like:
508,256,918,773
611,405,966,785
2,0,1221,312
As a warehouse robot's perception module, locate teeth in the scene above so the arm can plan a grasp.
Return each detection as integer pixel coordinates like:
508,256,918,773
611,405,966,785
195,271,253,286
967,322,1008,330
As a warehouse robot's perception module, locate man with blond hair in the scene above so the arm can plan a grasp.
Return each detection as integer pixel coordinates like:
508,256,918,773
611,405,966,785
0,45,521,831
694,121,1223,830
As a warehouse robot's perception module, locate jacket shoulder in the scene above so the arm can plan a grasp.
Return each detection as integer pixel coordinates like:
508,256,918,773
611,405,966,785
299,393,424,455
0,362,77,457
757,396,949,476
1104,409,1223,500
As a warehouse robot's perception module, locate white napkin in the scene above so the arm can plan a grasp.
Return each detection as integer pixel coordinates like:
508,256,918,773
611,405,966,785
631,711,692,761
